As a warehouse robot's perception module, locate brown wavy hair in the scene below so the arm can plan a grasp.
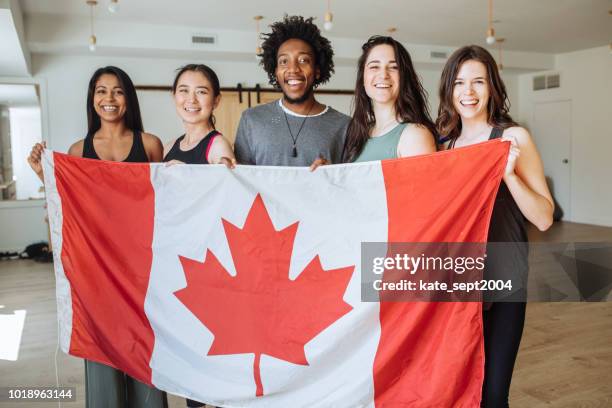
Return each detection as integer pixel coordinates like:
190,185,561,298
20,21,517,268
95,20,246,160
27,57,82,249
436,45,516,142
343,36,436,163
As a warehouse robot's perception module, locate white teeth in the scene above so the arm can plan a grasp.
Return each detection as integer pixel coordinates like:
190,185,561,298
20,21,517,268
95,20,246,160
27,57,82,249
461,100,478,106
184,107,200,112
374,84,391,88
102,106,117,112
287,79,303,85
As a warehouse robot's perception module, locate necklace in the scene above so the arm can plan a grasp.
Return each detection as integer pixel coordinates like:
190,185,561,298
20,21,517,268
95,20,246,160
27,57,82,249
372,118,399,137
282,100,315,158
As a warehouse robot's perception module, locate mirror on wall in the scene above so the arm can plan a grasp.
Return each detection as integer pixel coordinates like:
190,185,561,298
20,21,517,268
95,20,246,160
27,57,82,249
0,83,43,201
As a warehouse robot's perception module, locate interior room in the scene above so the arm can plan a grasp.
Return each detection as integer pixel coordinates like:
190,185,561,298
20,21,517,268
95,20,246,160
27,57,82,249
0,0,611,407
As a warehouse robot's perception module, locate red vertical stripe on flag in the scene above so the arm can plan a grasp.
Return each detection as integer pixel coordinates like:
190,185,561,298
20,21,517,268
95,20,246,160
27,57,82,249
374,141,509,407
54,153,156,384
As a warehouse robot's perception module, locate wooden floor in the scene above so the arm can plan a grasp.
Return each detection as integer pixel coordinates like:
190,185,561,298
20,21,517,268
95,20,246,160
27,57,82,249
0,221,610,407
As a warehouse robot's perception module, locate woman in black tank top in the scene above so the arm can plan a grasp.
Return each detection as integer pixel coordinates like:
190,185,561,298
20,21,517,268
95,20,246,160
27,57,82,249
163,64,234,171
28,66,167,408
165,64,234,408
437,46,554,408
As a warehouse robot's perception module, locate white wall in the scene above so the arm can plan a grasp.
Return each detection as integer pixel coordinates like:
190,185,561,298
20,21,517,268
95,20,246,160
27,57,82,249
0,200,46,251
10,106,42,199
518,46,612,227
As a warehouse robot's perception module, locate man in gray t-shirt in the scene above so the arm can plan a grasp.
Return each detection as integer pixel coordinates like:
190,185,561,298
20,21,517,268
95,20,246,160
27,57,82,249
235,99,348,166
234,15,350,167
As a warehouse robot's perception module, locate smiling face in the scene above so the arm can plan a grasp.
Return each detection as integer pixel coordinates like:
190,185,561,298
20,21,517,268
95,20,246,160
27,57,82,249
363,44,400,106
93,73,127,123
452,59,490,121
173,70,219,126
275,38,319,104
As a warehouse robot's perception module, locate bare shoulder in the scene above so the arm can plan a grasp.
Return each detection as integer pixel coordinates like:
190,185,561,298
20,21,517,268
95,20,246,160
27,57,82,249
397,123,437,157
211,132,231,147
210,132,234,153
401,123,434,140
68,139,84,157
141,132,163,146
504,126,532,145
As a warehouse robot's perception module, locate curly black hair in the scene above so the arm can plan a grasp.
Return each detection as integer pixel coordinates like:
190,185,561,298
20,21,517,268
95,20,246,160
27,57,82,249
260,15,335,88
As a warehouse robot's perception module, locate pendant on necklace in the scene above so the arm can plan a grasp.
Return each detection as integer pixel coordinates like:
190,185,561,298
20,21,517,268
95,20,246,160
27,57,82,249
292,145,298,158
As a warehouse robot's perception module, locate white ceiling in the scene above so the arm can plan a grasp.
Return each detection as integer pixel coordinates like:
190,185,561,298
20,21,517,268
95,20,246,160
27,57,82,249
21,0,612,54
0,2,30,76
0,84,39,107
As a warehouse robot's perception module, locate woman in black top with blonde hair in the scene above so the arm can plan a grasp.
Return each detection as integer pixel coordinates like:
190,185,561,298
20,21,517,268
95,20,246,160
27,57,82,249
28,66,167,408
437,46,553,407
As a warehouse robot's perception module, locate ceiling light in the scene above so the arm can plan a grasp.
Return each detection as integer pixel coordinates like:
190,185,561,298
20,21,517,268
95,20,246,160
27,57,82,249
486,0,496,45
108,0,119,13
254,15,264,60
496,38,505,71
86,0,98,52
89,35,97,52
324,0,333,31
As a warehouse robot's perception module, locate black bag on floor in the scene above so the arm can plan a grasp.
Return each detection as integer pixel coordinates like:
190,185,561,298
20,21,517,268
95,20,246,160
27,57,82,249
20,242,52,262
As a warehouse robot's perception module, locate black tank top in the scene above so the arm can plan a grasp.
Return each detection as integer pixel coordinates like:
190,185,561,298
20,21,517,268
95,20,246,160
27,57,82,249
82,130,149,162
163,131,219,164
450,128,529,291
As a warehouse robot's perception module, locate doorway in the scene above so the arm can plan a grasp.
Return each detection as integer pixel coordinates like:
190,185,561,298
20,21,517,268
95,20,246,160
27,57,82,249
532,100,572,219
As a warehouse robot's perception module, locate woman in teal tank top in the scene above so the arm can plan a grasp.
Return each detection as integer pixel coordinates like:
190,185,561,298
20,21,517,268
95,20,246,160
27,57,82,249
343,36,437,163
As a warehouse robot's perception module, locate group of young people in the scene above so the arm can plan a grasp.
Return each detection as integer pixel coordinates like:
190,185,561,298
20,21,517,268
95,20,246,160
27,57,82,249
27,14,553,408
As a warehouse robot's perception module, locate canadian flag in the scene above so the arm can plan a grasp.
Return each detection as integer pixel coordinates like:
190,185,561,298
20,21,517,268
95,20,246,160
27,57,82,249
43,140,508,408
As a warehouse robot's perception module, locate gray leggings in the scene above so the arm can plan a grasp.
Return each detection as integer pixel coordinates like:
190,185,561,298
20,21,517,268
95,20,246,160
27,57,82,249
85,360,168,408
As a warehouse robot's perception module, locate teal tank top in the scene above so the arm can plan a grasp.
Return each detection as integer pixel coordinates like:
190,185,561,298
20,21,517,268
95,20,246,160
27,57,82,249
354,123,407,162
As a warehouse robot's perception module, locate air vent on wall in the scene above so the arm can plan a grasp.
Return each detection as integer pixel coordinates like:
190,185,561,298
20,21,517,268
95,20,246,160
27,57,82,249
191,34,216,45
533,75,546,91
533,73,561,91
430,51,448,59
546,74,560,89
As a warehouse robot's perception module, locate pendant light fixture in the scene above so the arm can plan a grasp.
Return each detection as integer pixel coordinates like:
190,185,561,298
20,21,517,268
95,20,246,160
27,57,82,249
86,0,97,52
324,0,333,31
254,15,264,60
486,0,496,45
108,0,119,13
496,38,505,71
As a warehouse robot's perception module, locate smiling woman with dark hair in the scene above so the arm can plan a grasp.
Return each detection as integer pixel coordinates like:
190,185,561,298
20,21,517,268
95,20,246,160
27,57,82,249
28,66,163,172
343,35,437,163
27,66,166,408
437,45,554,408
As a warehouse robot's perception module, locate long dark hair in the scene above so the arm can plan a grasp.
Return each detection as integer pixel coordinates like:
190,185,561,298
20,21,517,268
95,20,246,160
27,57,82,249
172,64,221,129
343,36,436,163
86,66,143,136
436,45,517,142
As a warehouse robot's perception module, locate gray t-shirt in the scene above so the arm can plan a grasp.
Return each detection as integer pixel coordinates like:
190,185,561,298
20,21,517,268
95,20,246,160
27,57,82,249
234,99,350,166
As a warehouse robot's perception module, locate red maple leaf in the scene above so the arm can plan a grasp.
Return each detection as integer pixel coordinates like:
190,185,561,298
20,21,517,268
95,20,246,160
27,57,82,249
174,194,354,397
